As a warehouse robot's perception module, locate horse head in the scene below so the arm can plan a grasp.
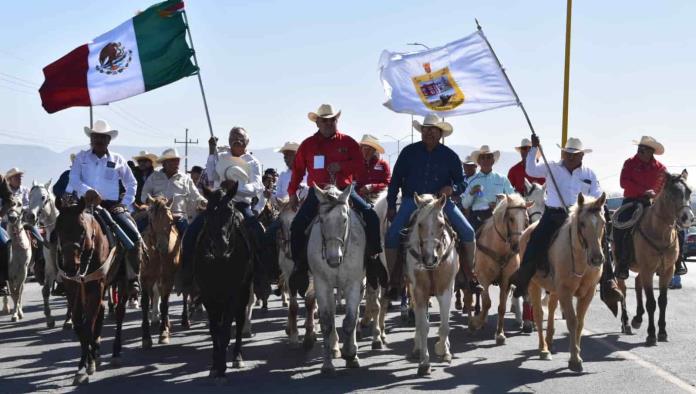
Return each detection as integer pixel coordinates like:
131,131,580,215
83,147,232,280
492,193,532,253
6,196,24,225
660,170,693,228
147,195,177,256
573,192,607,267
27,180,54,225
411,192,449,269
55,198,97,276
314,184,352,268
277,198,296,258
524,179,545,223
204,189,238,260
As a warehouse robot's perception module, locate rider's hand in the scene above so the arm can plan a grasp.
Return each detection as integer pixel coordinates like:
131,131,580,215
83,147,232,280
531,134,540,148
387,207,396,222
327,162,341,173
439,185,453,197
469,184,482,196
289,194,299,211
208,136,218,155
644,189,657,199
84,189,102,206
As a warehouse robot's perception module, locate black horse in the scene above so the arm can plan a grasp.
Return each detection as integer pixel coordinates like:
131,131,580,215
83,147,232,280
194,188,253,381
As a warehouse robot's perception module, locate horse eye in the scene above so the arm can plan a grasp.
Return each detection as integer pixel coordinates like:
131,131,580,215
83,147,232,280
580,222,585,228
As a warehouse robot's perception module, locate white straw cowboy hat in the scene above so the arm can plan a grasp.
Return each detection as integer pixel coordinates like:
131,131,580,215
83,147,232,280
308,104,341,122
215,156,250,184
515,138,533,152
470,145,501,164
359,134,385,154
412,114,453,137
84,120,118,140
156,148,181,163
133,150,159,164
633,135,664,155
557,137,592,154
5,167,24,179
274,141,300,153
462,155,476,165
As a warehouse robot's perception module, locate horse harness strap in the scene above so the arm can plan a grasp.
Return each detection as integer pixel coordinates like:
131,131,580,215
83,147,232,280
407,224,456,270
635,220,677,271
477,242,515,269
58,246,117,311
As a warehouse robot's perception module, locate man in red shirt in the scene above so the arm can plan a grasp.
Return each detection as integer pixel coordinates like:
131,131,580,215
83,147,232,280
613,136,678,278
288,104,385,295
507,138,545,195
355,134,391,204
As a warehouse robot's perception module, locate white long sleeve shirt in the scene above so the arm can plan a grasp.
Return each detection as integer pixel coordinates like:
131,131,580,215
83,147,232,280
205,151,263,205
525,147,601,208
69,149,137,206
140,170,206,216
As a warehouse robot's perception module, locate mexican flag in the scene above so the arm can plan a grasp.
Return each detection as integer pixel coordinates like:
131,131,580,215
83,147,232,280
39,0,197,114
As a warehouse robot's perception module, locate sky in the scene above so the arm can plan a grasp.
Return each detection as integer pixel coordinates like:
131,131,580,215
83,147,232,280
1,0,695,192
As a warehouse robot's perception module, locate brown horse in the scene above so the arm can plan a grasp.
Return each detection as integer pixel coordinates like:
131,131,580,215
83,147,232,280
521,192,607,372
470,194,532,345
55,198,116,385
141,196,183,347
616,170,693,344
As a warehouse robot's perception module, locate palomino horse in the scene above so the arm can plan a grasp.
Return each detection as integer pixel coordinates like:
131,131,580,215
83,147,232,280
2,196,32,322
520,192,607,372
277,200,317,348
308,184,365,374
27,181,64,329
194,189,253,381
405,193,459,376
616,170,693,344
141,196,183,347
54,198,116,385
470,194,532,345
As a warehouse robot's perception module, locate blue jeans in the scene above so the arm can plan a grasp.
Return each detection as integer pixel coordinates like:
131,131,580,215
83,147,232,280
385,197,474,249
0,226,8,246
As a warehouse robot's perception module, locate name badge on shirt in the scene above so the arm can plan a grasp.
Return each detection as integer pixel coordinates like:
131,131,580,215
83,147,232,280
373,164,383,171
107,161,116,168
313,155,325,169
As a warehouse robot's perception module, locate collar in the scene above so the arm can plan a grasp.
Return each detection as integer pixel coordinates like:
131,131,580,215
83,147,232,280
90,150,111,160
314,130,341,141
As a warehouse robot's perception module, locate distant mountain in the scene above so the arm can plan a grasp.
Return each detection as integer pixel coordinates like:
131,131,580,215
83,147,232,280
0,142,521,187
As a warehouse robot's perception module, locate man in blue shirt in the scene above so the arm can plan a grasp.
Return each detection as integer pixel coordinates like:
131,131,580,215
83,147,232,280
461,145,516,230
386,114,476,294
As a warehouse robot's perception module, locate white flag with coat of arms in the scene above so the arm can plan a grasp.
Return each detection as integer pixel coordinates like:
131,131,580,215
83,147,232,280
379,30,517,117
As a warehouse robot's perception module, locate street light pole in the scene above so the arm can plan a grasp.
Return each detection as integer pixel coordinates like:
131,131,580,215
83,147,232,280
384,133,410,155
406,43,431,145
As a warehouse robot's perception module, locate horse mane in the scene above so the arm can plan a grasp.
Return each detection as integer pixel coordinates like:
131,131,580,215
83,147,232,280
149,195,171,216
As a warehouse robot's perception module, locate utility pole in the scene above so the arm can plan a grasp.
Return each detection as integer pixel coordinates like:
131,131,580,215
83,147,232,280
174,128,199,173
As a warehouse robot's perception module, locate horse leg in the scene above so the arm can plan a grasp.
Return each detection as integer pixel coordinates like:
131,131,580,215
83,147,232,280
315,280,337,374
643,274,657,346
378,293,389,344
112,280,128,362
16,282,25,320
632,274,644,329
435,287,453,363
368,287,384,350
63,298,74,330
241,285,254,338
303,291,318,350
341,283,362,369
158,290,171,345
232,290,247,370
558,292,581,372
617,280,632,334
545,293,559,353
141,286,152,349
471,284,490,331
181,292,190,329
495,281,510,345
287,291,300,346
529,283,550,360
150,285,160,327
455,288,463,311
2,294,9,315
42,283,56,328
72,304,89,385
361,285,376,328
206,305,223,378
657,270,671,342
413,294,431,376
93,298,105,369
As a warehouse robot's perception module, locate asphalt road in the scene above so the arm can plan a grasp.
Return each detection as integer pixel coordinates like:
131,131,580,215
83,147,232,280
2,262,696,394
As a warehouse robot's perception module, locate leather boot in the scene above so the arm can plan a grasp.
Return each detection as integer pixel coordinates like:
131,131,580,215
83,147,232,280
512,257,537,298
289,252,309,298
459,241,482,293
385,248,401,300
675,256,688,276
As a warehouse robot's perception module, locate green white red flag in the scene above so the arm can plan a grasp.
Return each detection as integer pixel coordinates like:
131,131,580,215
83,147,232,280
39,0,197,114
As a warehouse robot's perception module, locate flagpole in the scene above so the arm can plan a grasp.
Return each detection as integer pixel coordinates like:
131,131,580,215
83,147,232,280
182,10,214,138
475,19,568,209
561,0,573,148
89,106,93,129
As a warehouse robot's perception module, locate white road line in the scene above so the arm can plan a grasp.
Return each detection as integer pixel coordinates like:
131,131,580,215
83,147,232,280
584,328,696,393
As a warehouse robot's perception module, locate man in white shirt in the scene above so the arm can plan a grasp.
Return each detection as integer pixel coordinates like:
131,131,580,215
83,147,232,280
512,135,622,304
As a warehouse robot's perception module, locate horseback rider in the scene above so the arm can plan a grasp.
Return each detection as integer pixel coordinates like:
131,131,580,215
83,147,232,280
511,135,624,305
287,104,385,296
68,120,142,296
613,136,685,278
139,148,206,235
273,141,305,202
508,138,546,195
131,151,159,212
385,114,477,296
461,145,516,231
356,134,391,204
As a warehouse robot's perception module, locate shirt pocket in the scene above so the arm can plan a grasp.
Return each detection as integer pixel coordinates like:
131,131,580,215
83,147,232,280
580,181,591,195
104,167,117,181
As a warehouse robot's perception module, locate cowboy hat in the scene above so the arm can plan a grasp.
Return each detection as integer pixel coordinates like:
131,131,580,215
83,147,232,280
470,145,500,164
215,155,251,184
462,155,476,166
633,135,664,155
157,148,181,163
5,167,24,179
84,120,118,140
275,141,300,153
557,137,592,154
132,150,159,164
359,134,385,154
515,138,533,152
412,114,453,137
308,104,341,122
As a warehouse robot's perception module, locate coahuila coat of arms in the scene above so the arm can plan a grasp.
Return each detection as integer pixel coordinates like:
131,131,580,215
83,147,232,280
411,64,465,111
96,42,132,75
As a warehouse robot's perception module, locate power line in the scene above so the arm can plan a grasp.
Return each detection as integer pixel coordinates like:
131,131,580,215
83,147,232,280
0,71,39,87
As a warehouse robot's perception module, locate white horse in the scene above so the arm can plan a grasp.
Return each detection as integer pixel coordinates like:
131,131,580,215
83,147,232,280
2,196,32,321
406,193,459,376
308,184,365,374
27,181,62,328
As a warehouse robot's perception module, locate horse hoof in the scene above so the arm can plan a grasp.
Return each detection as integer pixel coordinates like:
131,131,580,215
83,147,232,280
242,331,253,339
540,351,552,361
371,340,383,350
568,360,583,372
46,318,56,329
441,353,452,363
658,332,668,342
321,365,336,376
11,315,18,322
455,300,463,311
158,334,170,345
142,337,153,349
87,360,96,375
181,320,190,330
522,321,533,334
331,349,342,359
214,376,228,386
302,336,315,351
646,336,657,346
346,357,360,369
631,317,642,330
496,335,506,346
63,321,73,330
208,368,217,378
232,360,246,369
417,364,431,376
111,357,121,368
408,350,420,361
282,300,289,307
73,373,89,385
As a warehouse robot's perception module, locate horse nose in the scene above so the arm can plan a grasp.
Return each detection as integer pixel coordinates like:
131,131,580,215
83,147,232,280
511,243,520,253
26,212,35,223
591,254,604,267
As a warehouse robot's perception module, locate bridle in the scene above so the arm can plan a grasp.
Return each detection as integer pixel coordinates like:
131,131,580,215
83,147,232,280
569,206,602,277
318,201,351,266
477,205,528,268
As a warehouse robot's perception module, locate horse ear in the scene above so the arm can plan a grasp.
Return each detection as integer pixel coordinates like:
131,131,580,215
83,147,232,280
595,192,607,207
526,200,535,209
146,194,155,204
166,198,174,209
45,179,52,189
314,184,327,203
681,169,689,180
32,180,37,187
436,194,447,210
338,184,352,203
496,194,506,204
524,178,532,194
414,192,425,207
577,193,585,207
